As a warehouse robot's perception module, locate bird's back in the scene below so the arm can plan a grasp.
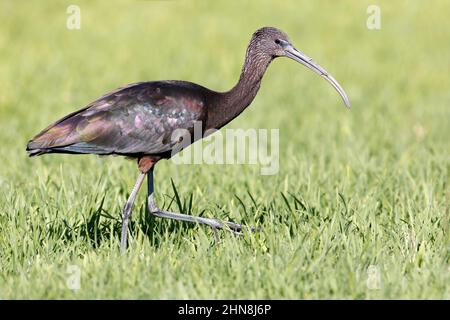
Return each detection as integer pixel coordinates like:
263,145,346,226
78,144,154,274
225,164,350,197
27,81,209,158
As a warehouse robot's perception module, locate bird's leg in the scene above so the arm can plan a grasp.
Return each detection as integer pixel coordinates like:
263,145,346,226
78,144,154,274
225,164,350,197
120,172,146,253
147,170,255,234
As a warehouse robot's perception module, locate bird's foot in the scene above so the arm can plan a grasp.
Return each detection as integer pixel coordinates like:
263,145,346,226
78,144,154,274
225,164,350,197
148,195,259,235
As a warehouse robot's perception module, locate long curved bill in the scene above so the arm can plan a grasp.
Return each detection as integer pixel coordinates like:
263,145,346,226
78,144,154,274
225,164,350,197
283,43,350,108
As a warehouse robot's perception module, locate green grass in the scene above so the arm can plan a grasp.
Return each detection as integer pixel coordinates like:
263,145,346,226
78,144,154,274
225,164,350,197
0,0,449,299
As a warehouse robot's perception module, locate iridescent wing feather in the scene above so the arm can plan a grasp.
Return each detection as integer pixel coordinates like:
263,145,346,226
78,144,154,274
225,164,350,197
27,81,207,157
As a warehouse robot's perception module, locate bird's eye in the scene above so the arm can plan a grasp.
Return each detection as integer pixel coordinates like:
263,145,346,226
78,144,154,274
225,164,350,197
274,39,281,45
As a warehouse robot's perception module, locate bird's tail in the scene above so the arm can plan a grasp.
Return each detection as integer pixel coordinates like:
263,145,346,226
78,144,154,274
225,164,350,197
26,107,90,157
26,122,74,157
26,139,57,156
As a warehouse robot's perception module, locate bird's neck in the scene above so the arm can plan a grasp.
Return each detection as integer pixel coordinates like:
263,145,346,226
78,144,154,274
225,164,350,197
206,48,273,130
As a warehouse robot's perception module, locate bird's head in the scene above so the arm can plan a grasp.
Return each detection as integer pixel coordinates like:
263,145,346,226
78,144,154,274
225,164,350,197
251,27,350,108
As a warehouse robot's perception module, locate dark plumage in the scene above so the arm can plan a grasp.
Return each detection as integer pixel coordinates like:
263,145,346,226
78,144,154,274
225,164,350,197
27,81,208,158
27,27,350,252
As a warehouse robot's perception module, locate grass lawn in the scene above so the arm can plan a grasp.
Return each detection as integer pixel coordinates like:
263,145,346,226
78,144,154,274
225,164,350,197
0,0,449,299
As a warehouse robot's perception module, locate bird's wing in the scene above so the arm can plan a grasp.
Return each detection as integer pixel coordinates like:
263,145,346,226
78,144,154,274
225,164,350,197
27,81,207,156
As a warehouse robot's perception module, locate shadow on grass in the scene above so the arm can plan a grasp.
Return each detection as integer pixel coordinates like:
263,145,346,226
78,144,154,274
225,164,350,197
46,180,217,250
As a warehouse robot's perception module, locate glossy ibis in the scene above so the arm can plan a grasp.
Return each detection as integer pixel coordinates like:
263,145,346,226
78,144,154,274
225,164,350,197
27,27,350,252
